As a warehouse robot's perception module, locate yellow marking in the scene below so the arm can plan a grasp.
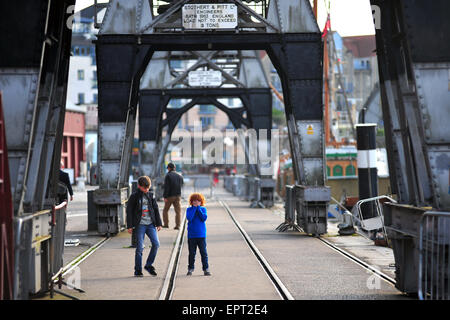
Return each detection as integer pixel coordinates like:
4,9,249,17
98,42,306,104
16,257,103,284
32,235,52,244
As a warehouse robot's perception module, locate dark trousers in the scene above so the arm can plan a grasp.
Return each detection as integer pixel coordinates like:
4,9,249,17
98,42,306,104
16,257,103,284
188,237,209,271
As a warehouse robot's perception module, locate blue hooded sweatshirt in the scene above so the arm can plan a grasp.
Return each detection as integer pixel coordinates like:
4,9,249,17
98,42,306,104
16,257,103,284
186,205,207,238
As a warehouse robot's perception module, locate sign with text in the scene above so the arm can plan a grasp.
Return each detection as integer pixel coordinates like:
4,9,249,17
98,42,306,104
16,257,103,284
188,70,222,87
182,4,238,29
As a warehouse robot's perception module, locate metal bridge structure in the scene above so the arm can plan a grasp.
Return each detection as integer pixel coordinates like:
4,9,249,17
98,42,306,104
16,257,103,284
137,50,274,203
0,0,449,300
370,0,450,296
92,0,330,236
0,0,75,299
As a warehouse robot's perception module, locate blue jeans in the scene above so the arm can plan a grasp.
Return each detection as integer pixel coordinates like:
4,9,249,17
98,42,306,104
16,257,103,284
135,224,160,272
188,237,208,271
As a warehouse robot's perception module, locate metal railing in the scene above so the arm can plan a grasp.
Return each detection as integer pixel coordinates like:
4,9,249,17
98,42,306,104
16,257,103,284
418,211,450,300
276,185,302,232
352,195,397,241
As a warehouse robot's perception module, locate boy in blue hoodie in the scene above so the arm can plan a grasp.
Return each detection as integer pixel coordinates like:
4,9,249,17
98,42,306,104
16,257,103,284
186,193,211,276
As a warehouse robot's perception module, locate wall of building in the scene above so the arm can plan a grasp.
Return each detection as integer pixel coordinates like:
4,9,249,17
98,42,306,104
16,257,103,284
67,55,97,106
62,110,86,181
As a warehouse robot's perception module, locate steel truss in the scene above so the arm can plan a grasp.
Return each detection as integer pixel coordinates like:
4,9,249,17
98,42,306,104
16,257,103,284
370,0,450,296
94,0,329,236
0,0,75,299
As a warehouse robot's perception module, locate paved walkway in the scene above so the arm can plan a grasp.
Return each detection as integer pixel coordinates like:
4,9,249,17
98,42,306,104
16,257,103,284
52,206,181,300
226,199,408,300
172,200,280,300
41,181,412,300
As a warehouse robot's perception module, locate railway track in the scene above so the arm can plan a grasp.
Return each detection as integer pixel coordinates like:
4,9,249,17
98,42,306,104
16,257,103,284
158,199,294,300
51,236,111,299
158,198,397,300
317,237,397,287
55,196,396,300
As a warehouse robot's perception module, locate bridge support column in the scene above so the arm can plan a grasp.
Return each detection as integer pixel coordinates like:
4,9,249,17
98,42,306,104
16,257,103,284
268,35,330,235
244,90,276,208
93,39,153,235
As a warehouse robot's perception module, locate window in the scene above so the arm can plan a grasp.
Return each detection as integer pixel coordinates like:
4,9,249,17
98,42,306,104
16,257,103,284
346,165,356,176
91,71,97,89
333,165,343,177
77,70,84,80
199,105,216,114
170,60,182,68
200,117,214,128
93,93,98,104
78,93,85,104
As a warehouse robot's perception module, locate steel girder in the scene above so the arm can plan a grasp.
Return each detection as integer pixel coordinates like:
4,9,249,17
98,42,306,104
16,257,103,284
95,0,328,235
138,88,271,180
0,0,75,299
99,0,319,35
371,0,450,210
370,0,450,296
137,48,273,196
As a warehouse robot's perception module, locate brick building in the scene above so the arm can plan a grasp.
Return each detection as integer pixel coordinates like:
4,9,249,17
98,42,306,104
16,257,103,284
61,105,86,182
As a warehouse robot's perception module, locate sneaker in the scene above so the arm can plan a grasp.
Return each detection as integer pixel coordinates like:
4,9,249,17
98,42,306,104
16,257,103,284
204,269,211,276
174,226,180,230
187,269,193,276
144,265,157,276
134,271,143,277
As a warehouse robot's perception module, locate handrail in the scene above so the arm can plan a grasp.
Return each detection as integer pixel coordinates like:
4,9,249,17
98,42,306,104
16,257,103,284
418,211,450,300
353,195,397,242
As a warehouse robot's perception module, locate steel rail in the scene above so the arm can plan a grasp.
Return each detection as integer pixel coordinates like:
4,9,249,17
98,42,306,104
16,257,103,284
52,236,111,282
219,200,295,300
158,213,187,300
317,237,397,287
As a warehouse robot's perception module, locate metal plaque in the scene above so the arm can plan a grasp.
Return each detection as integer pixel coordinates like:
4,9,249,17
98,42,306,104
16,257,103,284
182,4,238,29
188,70,222,87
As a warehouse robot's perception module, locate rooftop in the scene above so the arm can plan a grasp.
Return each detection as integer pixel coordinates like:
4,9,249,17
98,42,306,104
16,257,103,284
343,35,377,58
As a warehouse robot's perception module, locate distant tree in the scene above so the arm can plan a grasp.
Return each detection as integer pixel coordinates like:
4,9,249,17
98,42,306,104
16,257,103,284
272,108,286,127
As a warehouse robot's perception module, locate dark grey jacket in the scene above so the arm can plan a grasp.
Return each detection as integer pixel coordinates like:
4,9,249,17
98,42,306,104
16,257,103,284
126,190,162,229
163,171,184,198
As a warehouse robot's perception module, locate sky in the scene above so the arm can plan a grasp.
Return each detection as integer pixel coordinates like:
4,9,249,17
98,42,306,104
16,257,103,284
313,0,375,36
75,0,376,37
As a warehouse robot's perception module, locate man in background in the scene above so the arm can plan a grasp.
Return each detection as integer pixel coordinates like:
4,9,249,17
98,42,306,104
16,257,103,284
59,161,73,202
162,163,184,230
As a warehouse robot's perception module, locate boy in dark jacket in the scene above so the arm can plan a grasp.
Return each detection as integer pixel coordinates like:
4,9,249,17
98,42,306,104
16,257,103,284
127,176,162,277
186,193,211,276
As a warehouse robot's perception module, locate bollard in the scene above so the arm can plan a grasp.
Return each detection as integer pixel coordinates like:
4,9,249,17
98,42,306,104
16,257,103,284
87,190,98,231
356,124,378,220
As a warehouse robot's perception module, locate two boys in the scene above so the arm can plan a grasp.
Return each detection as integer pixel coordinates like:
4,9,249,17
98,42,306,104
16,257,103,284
127,176,210,277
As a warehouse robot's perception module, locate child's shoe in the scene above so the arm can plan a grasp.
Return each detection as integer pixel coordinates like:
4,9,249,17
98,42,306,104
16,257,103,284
134,270,143,277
